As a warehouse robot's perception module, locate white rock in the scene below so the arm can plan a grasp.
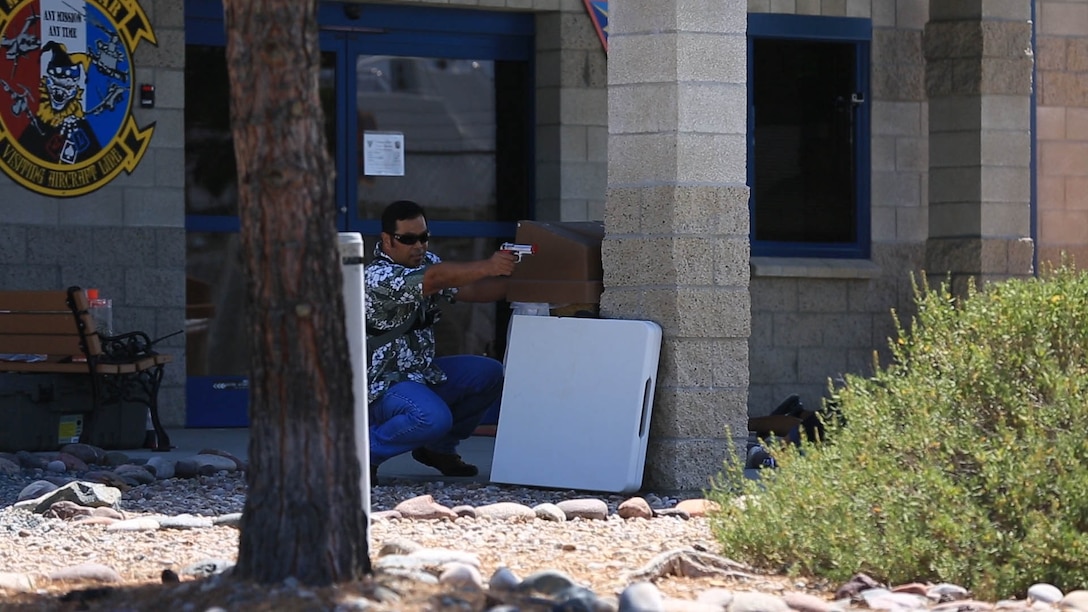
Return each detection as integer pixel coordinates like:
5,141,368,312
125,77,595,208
1029,584,1065,605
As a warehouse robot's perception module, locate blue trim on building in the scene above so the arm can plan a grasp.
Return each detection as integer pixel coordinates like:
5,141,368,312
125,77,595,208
748,13,872,41
187,0,533,60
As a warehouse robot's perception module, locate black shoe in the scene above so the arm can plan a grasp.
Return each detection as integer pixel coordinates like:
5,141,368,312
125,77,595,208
411,447,478,477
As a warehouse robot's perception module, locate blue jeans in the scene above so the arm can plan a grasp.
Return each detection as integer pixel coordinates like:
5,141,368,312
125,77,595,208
368,355,503,465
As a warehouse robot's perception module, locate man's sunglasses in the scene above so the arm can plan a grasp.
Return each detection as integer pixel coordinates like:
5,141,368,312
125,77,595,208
393,231,430,245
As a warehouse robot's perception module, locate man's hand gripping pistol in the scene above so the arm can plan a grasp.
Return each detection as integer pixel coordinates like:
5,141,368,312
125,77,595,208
500,242,536,263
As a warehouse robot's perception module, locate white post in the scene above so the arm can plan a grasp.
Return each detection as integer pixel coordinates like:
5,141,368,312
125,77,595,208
337,232,370,543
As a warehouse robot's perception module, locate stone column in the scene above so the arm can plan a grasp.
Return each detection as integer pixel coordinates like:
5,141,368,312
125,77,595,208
925,0,1036,294
602,0,750,491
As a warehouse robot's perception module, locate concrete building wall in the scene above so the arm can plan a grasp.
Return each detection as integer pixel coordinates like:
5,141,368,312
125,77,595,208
746,0,929,417
1036,0,1088,269
0,0,188,427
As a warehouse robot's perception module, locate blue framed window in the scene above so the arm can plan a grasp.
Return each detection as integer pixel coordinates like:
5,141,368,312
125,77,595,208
748,14,871,259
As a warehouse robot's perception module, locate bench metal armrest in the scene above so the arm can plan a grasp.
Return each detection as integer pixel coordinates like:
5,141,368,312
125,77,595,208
98,331,159,363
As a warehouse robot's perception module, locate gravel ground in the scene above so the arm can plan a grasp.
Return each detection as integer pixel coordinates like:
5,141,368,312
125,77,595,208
0,470,815,610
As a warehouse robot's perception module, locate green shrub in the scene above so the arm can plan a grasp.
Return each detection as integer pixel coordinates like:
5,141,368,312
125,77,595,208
708,263,1088,600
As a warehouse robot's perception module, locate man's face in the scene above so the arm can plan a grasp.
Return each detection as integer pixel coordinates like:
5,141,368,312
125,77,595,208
381,215,429,268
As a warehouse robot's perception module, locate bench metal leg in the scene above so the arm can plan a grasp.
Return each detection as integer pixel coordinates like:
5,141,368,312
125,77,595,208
133,365,171,451
94,366,172,451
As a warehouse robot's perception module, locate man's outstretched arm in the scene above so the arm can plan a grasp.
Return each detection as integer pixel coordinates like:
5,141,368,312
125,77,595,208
454,277,509,303
422,251,516,297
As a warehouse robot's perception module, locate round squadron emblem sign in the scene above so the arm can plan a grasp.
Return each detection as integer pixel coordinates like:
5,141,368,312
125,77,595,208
0,0,155,197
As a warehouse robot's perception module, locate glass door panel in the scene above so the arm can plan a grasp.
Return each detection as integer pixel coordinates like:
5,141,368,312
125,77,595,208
183,47,339,426
347,54,531,235
346,50,532,358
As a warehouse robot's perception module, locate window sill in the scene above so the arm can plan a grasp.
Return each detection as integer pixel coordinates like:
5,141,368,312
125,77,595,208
750,257,882,280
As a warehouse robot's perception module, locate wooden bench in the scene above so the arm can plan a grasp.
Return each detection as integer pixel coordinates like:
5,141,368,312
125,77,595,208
0,287,173,451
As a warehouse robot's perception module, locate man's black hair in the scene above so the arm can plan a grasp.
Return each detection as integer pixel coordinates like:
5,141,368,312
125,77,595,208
381,200,427,235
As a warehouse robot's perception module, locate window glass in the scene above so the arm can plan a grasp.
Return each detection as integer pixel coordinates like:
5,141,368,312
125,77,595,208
184,48,338,377
753,40,856,244
748,18,870,259
352,56,529,226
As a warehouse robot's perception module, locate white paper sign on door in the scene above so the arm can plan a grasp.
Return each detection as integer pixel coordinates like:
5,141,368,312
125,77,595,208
363,131,405,177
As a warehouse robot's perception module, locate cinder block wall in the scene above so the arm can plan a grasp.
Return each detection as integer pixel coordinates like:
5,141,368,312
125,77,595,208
535,6,609,222
746,0,928,416
0,0,187,426
1035,0,1088,269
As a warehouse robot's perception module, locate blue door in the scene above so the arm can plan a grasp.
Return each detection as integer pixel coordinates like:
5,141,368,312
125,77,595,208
183,1,534,427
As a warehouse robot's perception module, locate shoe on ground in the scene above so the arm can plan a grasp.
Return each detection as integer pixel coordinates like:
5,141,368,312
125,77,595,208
411,447,478,477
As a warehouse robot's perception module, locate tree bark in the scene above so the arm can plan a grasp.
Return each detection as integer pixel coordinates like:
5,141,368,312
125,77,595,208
223,0,371,585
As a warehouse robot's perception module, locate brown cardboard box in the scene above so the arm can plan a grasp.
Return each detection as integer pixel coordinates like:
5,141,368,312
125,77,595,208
507,220,604,304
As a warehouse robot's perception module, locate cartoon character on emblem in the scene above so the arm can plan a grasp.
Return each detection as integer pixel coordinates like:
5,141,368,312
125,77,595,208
17,40,102,165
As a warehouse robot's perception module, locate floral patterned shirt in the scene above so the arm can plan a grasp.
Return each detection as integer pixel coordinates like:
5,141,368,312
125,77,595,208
364,242,456,404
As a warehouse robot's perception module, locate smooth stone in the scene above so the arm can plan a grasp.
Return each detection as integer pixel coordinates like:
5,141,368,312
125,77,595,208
696,588,734,609
196,448,246,471
213,513,242,527
46,460,67,473
106,517,160,531
619,581,664,612
1060,591,1088,611
58,443,104,465
653,508,690,520
555,498,608,521
730,591,791,612
489,567,521,592
554,584,600,610
0,457,20,475
618,497,653,520
475,502,536,521
48,562,122,583
1029,584,1064,604
451,505,476,519
191,453,238,473
159,514,214,529
438,562,482,590
71,516,119,526
673,498,720,517
54,453,89,471
113,464,157,485
174,459,200,478
407,548,480,569
145,456,176,479
518,569,580,596
393,495,457,520
928,584,970,601
662,599,721,611
932,601,994,612
42,500,93,520
18,480,58,502
532,502,566,522
783,591,833,612
102,451,130,467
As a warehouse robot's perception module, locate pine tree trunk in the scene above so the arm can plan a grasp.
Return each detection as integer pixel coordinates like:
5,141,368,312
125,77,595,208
223,0,371,585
